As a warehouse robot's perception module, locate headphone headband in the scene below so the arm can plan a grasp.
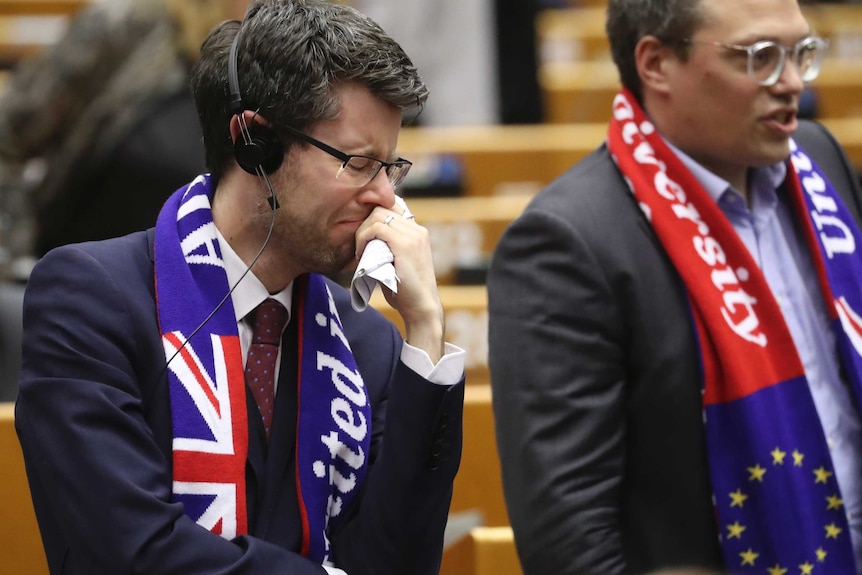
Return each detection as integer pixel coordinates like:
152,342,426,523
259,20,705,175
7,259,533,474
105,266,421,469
228,29,244,116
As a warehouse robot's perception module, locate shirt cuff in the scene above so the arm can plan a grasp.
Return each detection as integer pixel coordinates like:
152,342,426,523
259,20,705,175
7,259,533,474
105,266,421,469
400,342,466,386
323,566,348,575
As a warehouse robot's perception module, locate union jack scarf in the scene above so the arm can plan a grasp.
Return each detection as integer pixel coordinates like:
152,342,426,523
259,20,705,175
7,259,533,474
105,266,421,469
154,175,371,563
608,90,862,573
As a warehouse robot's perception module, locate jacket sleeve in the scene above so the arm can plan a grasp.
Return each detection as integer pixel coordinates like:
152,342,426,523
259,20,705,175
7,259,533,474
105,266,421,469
488,204,629,575
329,300,466,575
15,244,328,575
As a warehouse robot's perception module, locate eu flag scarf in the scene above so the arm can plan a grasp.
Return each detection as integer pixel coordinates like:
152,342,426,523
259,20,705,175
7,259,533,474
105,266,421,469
608,90,861,573
154,175,371,564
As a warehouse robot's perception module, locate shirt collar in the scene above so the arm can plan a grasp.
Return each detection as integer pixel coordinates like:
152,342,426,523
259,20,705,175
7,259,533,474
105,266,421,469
215,227,293,324
662,137,787,201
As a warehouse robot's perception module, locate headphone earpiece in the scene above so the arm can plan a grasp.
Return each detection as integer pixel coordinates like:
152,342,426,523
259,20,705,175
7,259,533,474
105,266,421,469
234,123,284,175
228,25,284,177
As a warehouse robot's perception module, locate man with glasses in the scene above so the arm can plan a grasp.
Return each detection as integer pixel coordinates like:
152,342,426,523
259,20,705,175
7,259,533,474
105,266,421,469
489,0,862,573
15,1,465,574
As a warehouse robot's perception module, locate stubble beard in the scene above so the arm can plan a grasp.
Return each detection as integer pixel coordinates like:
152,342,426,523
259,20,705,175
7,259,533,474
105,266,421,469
279,213,355,278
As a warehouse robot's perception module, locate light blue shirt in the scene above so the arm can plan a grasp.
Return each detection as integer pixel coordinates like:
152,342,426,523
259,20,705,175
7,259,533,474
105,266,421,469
669,143,862,569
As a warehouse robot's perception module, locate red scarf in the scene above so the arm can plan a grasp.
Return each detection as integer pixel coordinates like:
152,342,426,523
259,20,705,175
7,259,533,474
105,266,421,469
607,90,859,572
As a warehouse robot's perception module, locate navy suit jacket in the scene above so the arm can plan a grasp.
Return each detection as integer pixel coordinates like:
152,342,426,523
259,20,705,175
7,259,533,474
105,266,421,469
488,120,862,575
16,228,464,575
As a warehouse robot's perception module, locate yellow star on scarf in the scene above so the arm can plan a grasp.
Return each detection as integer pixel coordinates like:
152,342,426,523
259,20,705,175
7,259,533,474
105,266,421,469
800,562,814,575
727,522,746,539
771,447,787,465
816,548,828,562
827,495,844,510
814,466,833,484
740,548,759,566
826,523,843,539
730,489,749,508
748,464,767,482
767,565,787,575
793,450,805,466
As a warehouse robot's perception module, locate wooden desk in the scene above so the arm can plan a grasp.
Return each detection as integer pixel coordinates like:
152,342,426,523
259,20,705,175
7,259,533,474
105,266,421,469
0,13,68,66
821,117,862,170
399,123,606,197
371,285,489,383
812,60,862,118
404,195,532,283
540,58,862,124
450,385,509,527
0,403,49,575
536,4,862,66
536,6,607,64
3,391,512,573
804,4,862,60
401,118,862,207
0,0,87,15
539,59,618,124
441,526,521,575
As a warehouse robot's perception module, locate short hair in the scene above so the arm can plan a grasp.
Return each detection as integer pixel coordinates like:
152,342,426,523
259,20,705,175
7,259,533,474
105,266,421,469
190,0,429,179
606,0,705,103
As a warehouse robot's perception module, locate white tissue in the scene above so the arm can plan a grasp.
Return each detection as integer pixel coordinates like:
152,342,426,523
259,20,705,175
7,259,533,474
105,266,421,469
349,196,413,312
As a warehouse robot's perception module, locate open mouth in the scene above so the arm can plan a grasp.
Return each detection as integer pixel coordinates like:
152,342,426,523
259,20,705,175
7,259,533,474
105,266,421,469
764,109,798,134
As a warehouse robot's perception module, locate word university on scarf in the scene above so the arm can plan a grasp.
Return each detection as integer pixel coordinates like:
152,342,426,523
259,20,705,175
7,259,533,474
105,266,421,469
792,143,856,260
611,93,766,348
790,140,862,369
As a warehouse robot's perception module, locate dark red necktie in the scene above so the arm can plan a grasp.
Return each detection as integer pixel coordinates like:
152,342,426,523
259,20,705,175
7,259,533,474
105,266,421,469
246,298,289,439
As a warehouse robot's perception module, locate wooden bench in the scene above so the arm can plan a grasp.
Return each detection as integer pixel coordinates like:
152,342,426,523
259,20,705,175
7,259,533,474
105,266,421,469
536,6,608,64
450,385,508,527
0,13,69,66
0,1,88,67
371,285,489,383
803,4,862,60
540,58,862,124
0,402,49,575
399,123,606,197
536,4,862,66
400,117,862,205
821,117,862,170
539,59,618,124
811,60,862,119
0,0,87,15
3,393,511,573
441,526,521,575
403,195,531,284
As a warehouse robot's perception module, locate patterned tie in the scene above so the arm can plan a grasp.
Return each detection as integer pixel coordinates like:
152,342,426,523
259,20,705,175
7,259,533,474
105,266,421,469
246,298,289,439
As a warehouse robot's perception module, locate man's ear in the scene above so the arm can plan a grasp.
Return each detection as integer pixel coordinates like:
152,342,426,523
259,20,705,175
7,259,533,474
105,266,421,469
229,110,268,144
635,35,675,96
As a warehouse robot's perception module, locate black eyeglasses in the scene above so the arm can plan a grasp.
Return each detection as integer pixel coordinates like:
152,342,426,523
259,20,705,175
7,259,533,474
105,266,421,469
682,35,829,87
280,123,412,189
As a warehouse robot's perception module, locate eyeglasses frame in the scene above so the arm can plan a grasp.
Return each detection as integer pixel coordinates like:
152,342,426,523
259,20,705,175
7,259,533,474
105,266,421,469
681,35,829,87
278,123,412,188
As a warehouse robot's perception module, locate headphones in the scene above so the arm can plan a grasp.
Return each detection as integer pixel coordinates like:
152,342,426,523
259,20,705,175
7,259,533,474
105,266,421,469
228,27,285,176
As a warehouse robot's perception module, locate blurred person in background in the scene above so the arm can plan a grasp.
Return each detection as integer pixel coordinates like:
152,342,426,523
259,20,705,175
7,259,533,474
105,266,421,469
350,0,543,126
0,0,249,282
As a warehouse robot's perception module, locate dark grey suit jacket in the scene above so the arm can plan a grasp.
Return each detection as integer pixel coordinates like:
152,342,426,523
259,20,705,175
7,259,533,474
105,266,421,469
487,120,862,575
